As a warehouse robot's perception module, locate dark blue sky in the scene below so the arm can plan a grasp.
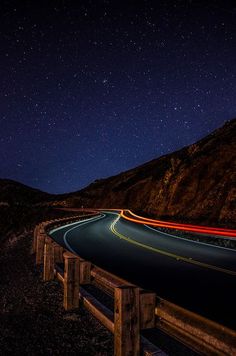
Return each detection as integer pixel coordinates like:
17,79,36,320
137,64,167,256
0,1,235,193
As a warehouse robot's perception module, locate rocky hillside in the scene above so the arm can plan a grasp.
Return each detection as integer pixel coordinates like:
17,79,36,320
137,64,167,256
64,119,236,227
1,119,235,227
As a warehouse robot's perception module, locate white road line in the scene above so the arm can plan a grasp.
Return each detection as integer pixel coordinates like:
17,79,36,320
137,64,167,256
144,224,236,252
101,211,120,216
63,214,106,254
49,215,101,235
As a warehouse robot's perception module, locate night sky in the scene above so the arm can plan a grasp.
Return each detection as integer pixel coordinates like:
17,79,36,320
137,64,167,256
1,1,235,193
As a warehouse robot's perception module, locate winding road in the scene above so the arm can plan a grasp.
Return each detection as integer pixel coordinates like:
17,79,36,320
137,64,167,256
49,211,236,329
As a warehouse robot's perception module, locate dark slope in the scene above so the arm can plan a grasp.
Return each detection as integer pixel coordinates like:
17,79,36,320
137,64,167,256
0,179,52,205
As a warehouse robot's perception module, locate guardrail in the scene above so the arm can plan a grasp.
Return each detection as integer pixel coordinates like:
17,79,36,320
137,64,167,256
33,213,236,356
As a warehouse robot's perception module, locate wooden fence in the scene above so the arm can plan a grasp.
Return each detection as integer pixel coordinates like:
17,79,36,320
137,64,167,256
33,214,236,356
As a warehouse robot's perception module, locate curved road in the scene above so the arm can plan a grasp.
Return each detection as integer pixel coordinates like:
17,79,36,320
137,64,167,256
49,211,236,329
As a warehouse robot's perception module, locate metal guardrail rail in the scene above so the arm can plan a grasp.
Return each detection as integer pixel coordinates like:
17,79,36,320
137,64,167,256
33,213,236,356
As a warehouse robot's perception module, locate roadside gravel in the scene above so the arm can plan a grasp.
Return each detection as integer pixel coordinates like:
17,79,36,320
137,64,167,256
0,229,113,355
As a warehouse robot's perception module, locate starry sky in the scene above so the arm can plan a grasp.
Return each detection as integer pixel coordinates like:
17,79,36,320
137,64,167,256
0,1,236,193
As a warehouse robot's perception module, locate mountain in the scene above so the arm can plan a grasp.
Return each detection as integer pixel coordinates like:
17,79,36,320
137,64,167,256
0,179,52,205
1,119,235,227
63,119,236,227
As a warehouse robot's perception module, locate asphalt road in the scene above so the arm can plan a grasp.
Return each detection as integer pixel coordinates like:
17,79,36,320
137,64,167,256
49,211,236,329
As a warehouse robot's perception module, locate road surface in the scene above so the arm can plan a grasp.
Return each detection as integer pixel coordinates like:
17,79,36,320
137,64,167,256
49,211,236,329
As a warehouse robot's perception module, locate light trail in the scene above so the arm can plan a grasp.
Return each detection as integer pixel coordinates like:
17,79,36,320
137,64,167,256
126,210,236,233
58,208,236,238
120,210,236,238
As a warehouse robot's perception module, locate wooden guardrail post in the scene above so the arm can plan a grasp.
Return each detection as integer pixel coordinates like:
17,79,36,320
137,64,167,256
140,291,156,329
80,259,91,284
114,286,140,356
53,243,64,263
63,252,80,310
43,237,55,281
32,224,39,253
36,232,46,265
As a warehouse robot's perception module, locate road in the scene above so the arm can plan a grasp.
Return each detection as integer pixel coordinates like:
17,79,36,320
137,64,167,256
49,211,236,329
